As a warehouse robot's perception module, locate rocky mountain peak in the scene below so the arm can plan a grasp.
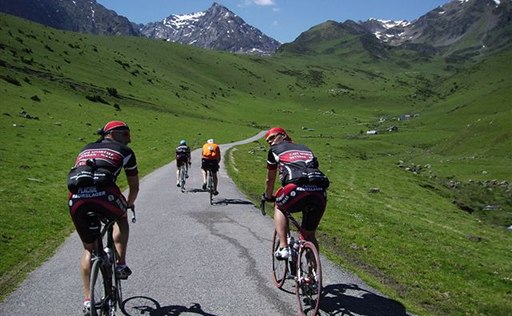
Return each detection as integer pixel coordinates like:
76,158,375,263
140,3,281,55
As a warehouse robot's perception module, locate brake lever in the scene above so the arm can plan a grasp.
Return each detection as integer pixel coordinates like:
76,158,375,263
128,206,136,223
260,193,267,216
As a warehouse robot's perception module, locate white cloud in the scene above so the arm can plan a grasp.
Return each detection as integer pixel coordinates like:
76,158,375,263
252,0,276,6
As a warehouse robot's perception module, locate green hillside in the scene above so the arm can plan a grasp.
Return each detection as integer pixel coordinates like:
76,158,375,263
1,13,511,315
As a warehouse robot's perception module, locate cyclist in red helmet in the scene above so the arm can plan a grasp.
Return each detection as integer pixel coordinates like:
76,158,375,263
67,120,139,315
264,127,329,260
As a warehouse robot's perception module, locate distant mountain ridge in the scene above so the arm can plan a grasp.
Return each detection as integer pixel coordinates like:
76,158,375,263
375,0,511,50
1,0,510,58
280,0,512,59
0,0,139,36
0,0,280,55
139,2,281,55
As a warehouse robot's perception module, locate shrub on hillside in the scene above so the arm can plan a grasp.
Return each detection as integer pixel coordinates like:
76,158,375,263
107,87,119,98
85,95,109,104
1,74,21,86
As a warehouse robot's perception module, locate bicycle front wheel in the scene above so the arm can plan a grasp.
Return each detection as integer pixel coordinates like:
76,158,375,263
90,259,110,316
271,230,288,288
295,241,322,316
113,256,123,309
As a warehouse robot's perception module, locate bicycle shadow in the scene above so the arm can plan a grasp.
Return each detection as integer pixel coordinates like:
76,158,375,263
214,198,254,206
121,296,218,316
319,283,409,316
186,188,207,193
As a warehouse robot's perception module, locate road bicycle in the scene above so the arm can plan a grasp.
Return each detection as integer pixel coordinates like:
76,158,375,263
89,206,136,316
178,164,187,192
206,169,214,205
262,195,322,316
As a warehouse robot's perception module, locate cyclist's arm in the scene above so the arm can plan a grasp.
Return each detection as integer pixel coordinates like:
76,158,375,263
126,174,139,207
265,168,277,198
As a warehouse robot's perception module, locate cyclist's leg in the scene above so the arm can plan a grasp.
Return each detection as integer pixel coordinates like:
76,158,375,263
274,206,289,249
274,184,298,249
300,194,327,252
201,159,208,187
212,161,219,193
69,200,101,303
101,187,130,266
80,242,95,300
176,160,180,183
114,216,129,265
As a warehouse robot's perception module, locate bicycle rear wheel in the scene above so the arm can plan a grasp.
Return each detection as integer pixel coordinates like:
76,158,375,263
179,165,186,192
90,259,111,316
271,230,288,288
207,171,213,205
295,241,322,316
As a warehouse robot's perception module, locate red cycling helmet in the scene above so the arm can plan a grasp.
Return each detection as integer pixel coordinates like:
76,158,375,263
265,127,291,142
102,121,130,134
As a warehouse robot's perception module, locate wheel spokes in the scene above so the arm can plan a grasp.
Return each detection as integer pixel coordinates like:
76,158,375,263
296,244,322,315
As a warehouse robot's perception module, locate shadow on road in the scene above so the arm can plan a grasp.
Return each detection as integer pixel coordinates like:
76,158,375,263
122,296,218,316
319,283,409,316
186,188,205,193
214,198,254,206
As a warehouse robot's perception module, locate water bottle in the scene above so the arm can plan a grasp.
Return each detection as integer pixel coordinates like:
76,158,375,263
104,247,112,264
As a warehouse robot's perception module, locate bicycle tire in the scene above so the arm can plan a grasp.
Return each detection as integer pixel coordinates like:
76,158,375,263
113,252,123,309
90,259,110,316
271,230,288,288
179,165,186,192
295,241,322,316
207,171,213,205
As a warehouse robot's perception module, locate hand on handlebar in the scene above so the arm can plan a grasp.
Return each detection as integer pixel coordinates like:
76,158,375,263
263,194,276,202
127,205,136,223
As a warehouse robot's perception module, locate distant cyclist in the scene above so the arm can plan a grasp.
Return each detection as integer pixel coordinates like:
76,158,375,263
175,139,191,187
263,127,329,260
67,121,139,315
201,138,221,195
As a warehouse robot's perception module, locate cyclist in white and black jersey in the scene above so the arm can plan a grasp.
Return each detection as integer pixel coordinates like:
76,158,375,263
67,120,139,315
175,139,191,187
263,127,328,260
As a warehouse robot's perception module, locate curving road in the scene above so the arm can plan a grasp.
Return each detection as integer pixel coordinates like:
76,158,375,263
0,131,411,315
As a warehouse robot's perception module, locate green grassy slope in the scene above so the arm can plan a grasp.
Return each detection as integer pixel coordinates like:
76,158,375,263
1,13,511,315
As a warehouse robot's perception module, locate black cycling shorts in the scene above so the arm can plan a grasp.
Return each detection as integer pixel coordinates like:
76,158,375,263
68,186,127,244
176,155,189,167
274,183,327,231
201,158,219,173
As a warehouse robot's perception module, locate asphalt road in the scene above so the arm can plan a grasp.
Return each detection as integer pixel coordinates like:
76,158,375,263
0,131,411,315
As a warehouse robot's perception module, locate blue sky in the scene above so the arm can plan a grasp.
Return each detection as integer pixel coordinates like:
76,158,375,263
96,0,452,43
